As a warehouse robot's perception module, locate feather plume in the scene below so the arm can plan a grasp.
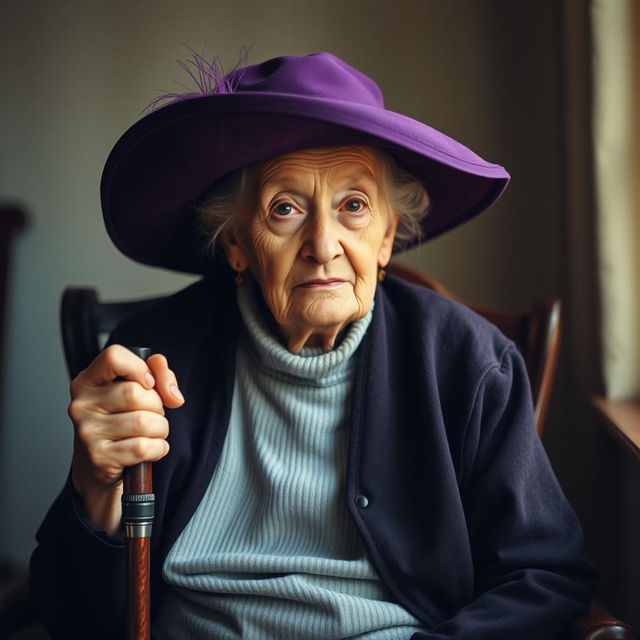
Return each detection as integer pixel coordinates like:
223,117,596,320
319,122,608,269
145,44,251,112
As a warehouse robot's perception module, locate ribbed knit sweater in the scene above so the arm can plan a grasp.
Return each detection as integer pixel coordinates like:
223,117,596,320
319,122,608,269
154,283,423,639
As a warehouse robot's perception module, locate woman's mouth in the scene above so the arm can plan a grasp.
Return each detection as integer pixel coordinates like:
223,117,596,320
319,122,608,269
297,279,346,289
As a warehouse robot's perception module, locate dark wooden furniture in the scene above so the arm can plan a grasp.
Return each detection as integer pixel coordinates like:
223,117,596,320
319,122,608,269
593,396,640,470
0,206,26,413
60,288,165,380
387,263,561,436
0,206,35,639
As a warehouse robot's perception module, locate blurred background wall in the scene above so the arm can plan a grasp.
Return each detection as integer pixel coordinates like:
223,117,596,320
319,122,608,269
1,0,637,626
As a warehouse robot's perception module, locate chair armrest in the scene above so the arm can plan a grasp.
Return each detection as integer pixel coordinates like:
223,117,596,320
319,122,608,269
567,601,639,639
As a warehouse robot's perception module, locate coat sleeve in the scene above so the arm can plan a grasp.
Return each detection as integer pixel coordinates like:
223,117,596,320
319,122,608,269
29,326,136,639
29,475,127,639
413,345,596,639
28,280,211,639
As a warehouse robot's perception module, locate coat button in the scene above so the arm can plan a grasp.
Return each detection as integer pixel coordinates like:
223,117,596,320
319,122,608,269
355,494,369,508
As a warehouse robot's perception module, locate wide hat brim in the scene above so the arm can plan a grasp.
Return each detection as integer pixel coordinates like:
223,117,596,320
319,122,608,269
101,91,510,275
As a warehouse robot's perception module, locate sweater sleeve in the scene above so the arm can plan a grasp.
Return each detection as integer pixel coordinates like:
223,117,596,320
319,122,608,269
412,345,596,639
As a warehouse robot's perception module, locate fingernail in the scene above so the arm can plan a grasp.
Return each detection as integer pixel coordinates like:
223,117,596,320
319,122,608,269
145,372,155,387
170,384,184,402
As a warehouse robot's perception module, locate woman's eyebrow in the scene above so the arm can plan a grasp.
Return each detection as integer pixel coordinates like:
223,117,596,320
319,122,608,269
257,170,307,192
333,168,378,187
260,174,300,187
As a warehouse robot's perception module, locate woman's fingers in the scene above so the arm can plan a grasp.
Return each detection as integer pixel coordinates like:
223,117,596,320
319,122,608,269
68,346,181,531
146,353,185,409
76,410,169,443
77,435,170,488
74,381,165,416
70,346,185,413
108,437,170,467
91,436,170,473
74,410,170,484
73,344,155,391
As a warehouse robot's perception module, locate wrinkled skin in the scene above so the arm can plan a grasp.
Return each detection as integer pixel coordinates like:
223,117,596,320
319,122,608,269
223,146,399,352
69,347,184,533
69,146,398,534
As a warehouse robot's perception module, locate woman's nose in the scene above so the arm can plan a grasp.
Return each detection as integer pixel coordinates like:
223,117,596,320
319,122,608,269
299,213,344,264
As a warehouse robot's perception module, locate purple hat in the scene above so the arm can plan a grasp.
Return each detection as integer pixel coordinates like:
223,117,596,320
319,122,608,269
101,52,510,274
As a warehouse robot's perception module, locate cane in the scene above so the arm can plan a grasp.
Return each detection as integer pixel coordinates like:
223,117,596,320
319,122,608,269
122,346,154,640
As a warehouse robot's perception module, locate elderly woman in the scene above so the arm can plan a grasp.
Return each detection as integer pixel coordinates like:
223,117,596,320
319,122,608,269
31,52,595,639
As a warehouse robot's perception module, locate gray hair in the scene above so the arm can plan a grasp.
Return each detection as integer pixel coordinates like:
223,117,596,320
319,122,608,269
377,150,430,250
196,148,429,256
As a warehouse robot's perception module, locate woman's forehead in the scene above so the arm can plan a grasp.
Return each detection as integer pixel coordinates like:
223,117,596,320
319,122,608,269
257,146,383,188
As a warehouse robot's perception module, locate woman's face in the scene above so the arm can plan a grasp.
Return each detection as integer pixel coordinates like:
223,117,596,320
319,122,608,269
223,146,398,352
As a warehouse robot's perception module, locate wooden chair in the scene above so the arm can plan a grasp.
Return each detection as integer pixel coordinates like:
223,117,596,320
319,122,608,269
57,265,638,639
386,263,560,436
61,265,560,436
60,287,166,380
386,263,637,640
4,265,636,638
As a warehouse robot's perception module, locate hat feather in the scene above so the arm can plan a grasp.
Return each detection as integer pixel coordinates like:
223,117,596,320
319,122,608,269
146,44,250,111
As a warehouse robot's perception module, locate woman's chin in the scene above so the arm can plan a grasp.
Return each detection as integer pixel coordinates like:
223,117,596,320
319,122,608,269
270,287,373,351
290,285,369,321
295,298,362,329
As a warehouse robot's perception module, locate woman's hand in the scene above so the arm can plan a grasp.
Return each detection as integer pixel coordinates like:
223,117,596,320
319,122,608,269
68,345,185,534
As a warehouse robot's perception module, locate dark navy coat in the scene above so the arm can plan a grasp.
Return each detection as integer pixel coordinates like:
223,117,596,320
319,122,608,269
31,273,596,639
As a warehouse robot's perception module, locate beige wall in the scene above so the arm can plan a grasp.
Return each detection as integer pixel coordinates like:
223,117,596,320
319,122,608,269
0,0,567,565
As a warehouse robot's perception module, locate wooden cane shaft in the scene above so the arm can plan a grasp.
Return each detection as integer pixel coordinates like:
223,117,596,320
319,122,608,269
122,347,154,640
124,462,153,640
127,536,151,640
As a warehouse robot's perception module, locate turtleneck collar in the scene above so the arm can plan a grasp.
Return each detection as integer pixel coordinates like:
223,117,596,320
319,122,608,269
236,281,373,386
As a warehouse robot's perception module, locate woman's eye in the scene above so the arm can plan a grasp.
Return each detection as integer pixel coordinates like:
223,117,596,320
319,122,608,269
344,199,365,213
273,202,294,216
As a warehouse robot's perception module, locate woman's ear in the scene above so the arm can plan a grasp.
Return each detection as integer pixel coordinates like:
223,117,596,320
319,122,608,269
377,213,399,268
221,226,250,272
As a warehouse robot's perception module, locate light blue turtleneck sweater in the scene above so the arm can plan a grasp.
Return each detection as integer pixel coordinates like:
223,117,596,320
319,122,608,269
154,283,423,639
